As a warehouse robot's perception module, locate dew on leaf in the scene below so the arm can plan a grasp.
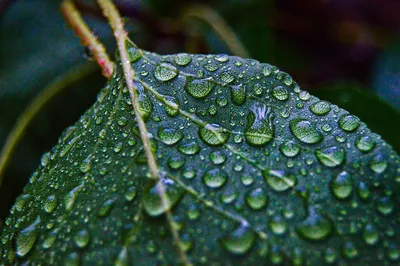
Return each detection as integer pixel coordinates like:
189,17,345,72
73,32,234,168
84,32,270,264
178,141,200,155
263,169,297,192
185,77,216,99
290,118,323,144
174,53,192,66
43,195,58,214
355,136,375,152
296,207,333,241
154,62,178,81
199,124,230,146
245,188,268,210
272,86,289,101
220,224,256,255
245,104,274,146
15,216,40,257
230,84,246,106
338,114,360,132
158,128,183,145
279,142,300,157
74,229,90,248
315,146,346,167
331,171,353,200
203,168,227,188
310,101,331,116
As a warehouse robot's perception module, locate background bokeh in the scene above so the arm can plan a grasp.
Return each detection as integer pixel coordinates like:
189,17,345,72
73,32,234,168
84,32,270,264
1,0,399,222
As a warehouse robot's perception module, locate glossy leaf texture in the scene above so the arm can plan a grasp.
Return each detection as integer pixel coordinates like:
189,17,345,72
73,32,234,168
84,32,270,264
0,41,399,265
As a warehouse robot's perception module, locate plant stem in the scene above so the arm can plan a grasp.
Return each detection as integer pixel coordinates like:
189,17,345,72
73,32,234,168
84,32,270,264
61,0,114,78
96,1,191,265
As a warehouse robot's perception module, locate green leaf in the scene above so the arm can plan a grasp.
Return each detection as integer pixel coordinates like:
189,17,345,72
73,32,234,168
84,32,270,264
1,43,399,265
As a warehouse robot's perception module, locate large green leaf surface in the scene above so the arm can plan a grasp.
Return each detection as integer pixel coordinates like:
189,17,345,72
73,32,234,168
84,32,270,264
0,42,399,265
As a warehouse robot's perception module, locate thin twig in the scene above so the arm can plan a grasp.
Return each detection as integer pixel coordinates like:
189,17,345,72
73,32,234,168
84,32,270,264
0,63,97,188
96,1,191,265
181,4,250,58
61,0,114,78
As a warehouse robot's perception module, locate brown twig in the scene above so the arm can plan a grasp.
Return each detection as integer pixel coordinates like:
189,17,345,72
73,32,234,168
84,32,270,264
95,0,191,265
61,0,114,78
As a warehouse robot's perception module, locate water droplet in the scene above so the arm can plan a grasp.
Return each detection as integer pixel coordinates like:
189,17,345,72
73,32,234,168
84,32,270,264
357,182,371,201
342,241,358,260
245,188,268,210
299,91,310,101
74,229,90,248
203,62,219,72
209,151,226,165
324,248,337,264
115,247,129,266
134,81,153,120
158,128,183,145
65,252,80,266
315,146,346,167
245,104,274,146
65,184,83,211
362,223,379,245
124,186,137,202
154,62,178,81
220,224,256,255
203,168,227,188
178,141,200,155
230,84,246,106
310,101,331,116
185,77,215,99
80,155,91,173
269,215,287,235
43,195,58,213
296,207,333,241
42,230,57,249
290,118,323,144
183,168,196,179
126,40,142,62
272,86,289,101
168,156,186,170
15,216,40,257
376,197,393,216
220,72,235,84
143,178,184,216
331,171,353,200
369,154,387,174
279,142,300,157
164,95,180,117
199,124,229,146
263,169,297,192
98,198,116,217
174,53,192,66
215,54,229,62
355,136,375,152
338,114,360,132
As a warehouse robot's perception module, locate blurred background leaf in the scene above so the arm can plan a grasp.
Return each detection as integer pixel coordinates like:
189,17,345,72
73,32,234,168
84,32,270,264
1,0,399,220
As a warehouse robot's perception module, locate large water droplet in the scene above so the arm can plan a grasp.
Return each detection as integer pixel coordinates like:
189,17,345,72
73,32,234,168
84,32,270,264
230,84,246,105
174,53,192,66
199,124,229,146
210,151,226,165
245,104,274,146
168,156,186,170
164,95,180,117
203,168,227,188
269,215,287,235
65,184,83,211
342,241,358,260
134,80,153,120
158,128,183,145
42,230,57,249
154,62,178,81
377,197,393,216
220,72,235,84
143,178,184,216
185,77,216,99
15,216,40,257
124,186,137,202
290,118,323,144
74,229,90,248
245,188,268,210
272,86,289,101
331,171,353,200
178,141,200,155
296,207,333,241
310,101,331,116
220,224,256,255
126,40,142,62
338,114,360,132
357,182,371,201
97,198,116,217
263,169,297,192
279,142,300,157
315,146,346,167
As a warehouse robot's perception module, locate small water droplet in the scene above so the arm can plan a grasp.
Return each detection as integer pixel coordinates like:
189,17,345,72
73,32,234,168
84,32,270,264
154,62,178,81
220,72,235,84
290,118,323,144
199,124,229,146
272,86,289,101
65,184,83,211
230,84,246,106
178,141,200,155
209,151,226,165
315,146,346,167
269,215,287,235
158,128,183,145
331,171,353,200
296,207,333,241
168,156,186,170
215,54,229,62
126,40,142,62
74,229,90,248
279,142,300,157
220,224,256,255
362,223,379,245
355,136,375,152
164,95,180,117
369,154,387,174
143,178,184,216
174,53,192,66
338,114,360,132
98,198,116,217
342,241,358,260
245,188,268,210
185,77,215,99
203,168,227,188
310,101,331,116
263,169,297,192
42,230,57,249
357,182,371,201
124,186,137,202
376,197,393,216
203,62,219,72
43,195,58,213
245,104,274,146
